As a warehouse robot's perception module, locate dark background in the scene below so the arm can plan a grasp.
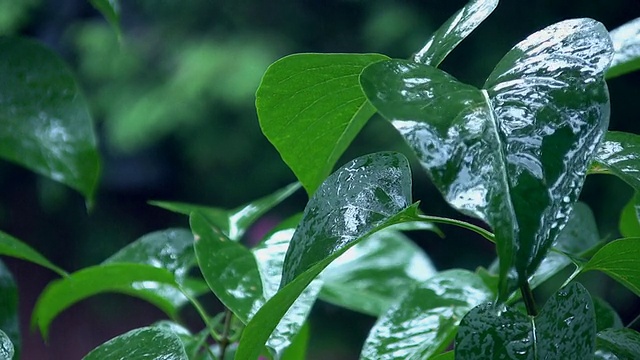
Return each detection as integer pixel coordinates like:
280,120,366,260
1,0,639,358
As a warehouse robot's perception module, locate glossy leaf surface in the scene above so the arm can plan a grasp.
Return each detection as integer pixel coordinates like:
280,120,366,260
0,230,66,276
0,38,100,203
0,329,13,360
362,19,613,295
32,263,179,338
456,282,595,359
593,297,623,332
619,193,640,237
83,326,188,360
607,17,640,79
413,0,498,66
257,53,387,195
320,229,436,316
592,132,640,191
0,261,18,359
150,182,299,240
582,238,640,296
595,328,640,360
361,270,492,360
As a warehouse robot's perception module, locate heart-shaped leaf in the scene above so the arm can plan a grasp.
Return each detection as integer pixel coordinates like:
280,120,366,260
607,17,640,79
455,282,595,359
619,192,640,237
0,38,100,205
361,19,613,296
592,131,640,191
0,329,14,360
595,328,640,359
413,0,498,66
582,237,640,296
0,230,66,276
0,261,19,359
360,269,492,360
82,326,188,360
257,54,388,195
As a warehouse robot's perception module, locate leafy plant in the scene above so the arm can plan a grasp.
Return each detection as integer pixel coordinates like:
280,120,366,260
1,0,640,359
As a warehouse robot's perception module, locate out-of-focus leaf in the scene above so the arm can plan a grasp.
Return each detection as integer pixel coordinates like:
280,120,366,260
619,192,640,237
150,182,299,240
0,230,66,276
0,38,100,204
582,238,640,296
320,229,437,316
595,328,640,360
280,322,310,360
360,270,492,360
0,261,18,359
235,152,419,360
607,17,640,79
82,326,188,360
413,0,498,66
89,0,121,40
361,19,613,297
257,53,388,195
593,296,623,332
32,263,179,339
0,329,13,360
456,282,595,359
592,132,640,190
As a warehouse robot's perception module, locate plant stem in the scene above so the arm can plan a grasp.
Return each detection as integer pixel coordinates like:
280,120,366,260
417,214,495,243
626,313,640,329
218,308,234,359
520,281,538,316
180,287,220,341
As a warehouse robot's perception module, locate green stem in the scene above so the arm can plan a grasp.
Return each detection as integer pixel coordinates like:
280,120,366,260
626,313,640,329
218,308,234,359
180,286,220,342
417,214,495,243
520,281,538,316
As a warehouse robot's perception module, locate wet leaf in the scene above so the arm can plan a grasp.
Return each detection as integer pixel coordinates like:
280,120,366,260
593,297,623,332
592,132,640,191
0,261,18,359
89,0,121,40
582,238,640,296
361,19,613,296
82,326,188,360
32,263,179,339
413,0,498,66
607,17,640,79
0,230,67,276
0,329,13,360
595,328,640,360
456,282,595,359
257,53,388,195
0,38,100,204
320,229,437,316
360,270,492,360
619,192,640,237
150,182,300,240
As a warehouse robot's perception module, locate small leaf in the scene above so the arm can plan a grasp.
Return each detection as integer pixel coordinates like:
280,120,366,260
582,238,640,296
89,0,121,40
607,17,640,79
32,263,179,339
0,261,18,359
0,230,66,276
0,38,100,204
360,270,492,360
595,328,640,360
413,0,498,66
0,329,14,360
619,192,640,238
593,296,623,332
82,326,188,360
592,132,640,191
257,53,388,195
455,282,595,359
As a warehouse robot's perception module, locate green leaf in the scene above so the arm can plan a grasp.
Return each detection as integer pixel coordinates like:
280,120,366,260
592,132,640,191
619,192,640,237
150,182,300,240
595,328,640,360
0,230,67,276
319,229,437,316
593,297,623,332
413,0,498,66
0,37,100,205
257,53,388,195
0,329,14,360
235,152,418,360
606,17,640,79
89,0,121,40
361,19,613,297
32,263,179,339
280,321,310,360
582,237,640,296
82,326,188,360
455,282,595,359
431,352,454,360
361,269,492,360
0,261,18,360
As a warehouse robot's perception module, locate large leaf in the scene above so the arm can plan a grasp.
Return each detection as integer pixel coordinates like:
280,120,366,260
0,329,14,360
361,19,613,296
592,132,640,191
455,282,595,359
319,229,437,316
0,230,67,276
82,326,188,360
257,53,388,195
32,263,179,338
360,270,492,360
607,17,640,79
0,261,18,359
582,237,640,296
619,192,640,237
0,38,100,204
151,182,300,240
235,152,418,360
595,328,640,360
413,0,498,66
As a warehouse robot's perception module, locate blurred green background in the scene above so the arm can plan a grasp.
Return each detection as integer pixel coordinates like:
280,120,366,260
1,0,639,358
